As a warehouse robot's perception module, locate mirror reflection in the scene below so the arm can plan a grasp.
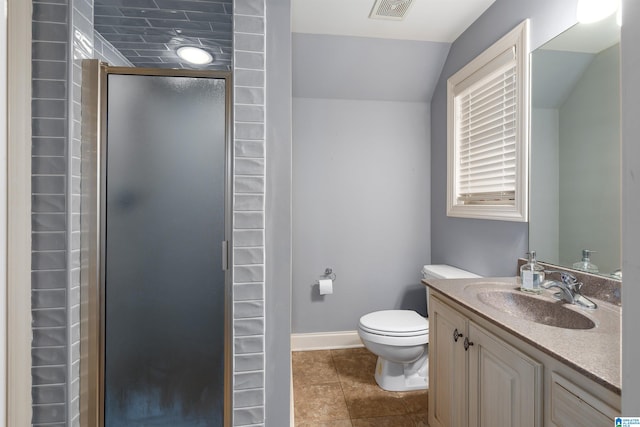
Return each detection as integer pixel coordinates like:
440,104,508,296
529,14,620,278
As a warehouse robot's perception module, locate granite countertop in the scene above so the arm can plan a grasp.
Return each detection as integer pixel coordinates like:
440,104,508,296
422,277,621,394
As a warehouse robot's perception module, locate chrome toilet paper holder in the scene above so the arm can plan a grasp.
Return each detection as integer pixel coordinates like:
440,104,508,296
322,268,336,281
312,268,336,286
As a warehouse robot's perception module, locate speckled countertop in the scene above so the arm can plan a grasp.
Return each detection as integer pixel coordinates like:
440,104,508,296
422,277,621,394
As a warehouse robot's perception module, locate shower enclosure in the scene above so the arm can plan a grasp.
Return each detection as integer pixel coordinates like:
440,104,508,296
80,60,232,426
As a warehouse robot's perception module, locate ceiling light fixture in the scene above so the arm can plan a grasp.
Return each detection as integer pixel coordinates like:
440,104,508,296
177,46,213,65
576,0,620,23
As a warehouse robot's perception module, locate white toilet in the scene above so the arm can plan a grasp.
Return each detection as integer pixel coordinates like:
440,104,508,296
357,264,480,392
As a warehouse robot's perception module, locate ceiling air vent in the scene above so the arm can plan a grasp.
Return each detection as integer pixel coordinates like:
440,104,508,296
369,0,414,20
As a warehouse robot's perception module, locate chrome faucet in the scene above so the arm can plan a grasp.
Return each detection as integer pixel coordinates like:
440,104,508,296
542,271,597,309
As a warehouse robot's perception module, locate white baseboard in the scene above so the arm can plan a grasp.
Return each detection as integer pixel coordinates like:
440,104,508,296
291,330,364,351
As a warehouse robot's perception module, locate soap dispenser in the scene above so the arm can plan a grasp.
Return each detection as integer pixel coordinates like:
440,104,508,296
520,251,544,294
573,249,599,273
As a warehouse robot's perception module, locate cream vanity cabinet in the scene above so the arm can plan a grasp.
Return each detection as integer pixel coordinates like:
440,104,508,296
428,291,620,427
429,294,543,427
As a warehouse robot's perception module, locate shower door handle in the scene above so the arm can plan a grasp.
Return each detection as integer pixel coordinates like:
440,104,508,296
222,240,229,271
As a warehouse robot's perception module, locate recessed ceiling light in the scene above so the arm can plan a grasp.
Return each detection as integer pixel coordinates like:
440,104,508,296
577,0,620,23
177,46,213,65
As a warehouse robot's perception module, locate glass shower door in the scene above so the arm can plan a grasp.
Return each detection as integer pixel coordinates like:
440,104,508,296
103,73,228,426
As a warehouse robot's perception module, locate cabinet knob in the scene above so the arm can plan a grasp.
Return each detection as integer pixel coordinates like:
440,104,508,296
453,328,463,342
464,337,474,351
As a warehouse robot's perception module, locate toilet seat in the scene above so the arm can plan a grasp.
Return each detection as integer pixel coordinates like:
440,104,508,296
358,310,428,346
359,310,428,336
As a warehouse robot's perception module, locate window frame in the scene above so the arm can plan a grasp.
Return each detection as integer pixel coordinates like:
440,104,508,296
447,20,530,222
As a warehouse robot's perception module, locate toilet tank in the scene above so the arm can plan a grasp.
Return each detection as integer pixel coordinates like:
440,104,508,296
422,265,481,317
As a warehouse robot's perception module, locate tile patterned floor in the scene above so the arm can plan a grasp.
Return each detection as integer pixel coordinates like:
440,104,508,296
293,348,428,426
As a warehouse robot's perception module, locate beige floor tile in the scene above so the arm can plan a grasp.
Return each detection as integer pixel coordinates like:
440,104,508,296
411,413,428,427
342,383,408,419
293,350,340,386
294,382,350,422
293,349,429,425
333,352,378,387
397,390,428,414
351,414,416,426
331,347,375,359
296,420,353,427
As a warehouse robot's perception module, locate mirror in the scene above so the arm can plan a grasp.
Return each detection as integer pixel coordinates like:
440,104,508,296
529,14,621,278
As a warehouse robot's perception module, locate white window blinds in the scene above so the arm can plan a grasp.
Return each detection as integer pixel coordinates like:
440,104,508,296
456,50,517,205
446,20,529,222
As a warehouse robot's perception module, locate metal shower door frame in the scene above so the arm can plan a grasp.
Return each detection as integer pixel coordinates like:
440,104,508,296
80,59,233,427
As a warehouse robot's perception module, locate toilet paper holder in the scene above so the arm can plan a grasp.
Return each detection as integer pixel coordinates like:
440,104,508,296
313,268,336,286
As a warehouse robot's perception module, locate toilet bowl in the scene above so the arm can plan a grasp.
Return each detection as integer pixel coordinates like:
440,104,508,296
358,310,429,391
358,265,481,392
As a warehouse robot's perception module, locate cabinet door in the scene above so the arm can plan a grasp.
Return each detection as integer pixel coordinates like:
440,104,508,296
550,372,617,427
468,322,543,427
429,296,469,427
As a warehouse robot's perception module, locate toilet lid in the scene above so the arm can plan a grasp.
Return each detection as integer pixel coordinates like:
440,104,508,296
359,310,428,336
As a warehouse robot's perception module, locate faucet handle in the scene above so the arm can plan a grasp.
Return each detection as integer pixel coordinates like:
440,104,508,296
544,270,577,285
559,272,578,285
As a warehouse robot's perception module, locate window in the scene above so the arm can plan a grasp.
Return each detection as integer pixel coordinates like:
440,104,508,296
447,20,529,222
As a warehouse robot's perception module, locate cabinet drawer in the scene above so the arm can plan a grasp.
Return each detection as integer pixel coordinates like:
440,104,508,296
550,372,617,427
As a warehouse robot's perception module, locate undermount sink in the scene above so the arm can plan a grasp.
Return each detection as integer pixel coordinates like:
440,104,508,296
476,290,596,330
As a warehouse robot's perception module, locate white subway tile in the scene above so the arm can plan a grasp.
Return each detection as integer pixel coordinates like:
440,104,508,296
235,158,265,176
235,139,264,157
235,176,265,193
234,194,264,212
235,123,264,140
235,353,264,372
234,300,264,319
234,371,264,390
234,69,265,88
235,51,264,70
234,247,264,265
234,336,264,354
234,15,265,35
235,105,264,123
234,265,264,282
235,86,264,105
233,406,264,426
234,33,265,53
234,318,264,336
233,283,264,301
234,212,264,229
234,0,265,18
234,389,264,408
233,230,264,247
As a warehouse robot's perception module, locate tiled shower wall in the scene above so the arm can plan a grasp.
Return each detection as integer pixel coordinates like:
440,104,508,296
32,1,132,425
32,0,267,425
232,1,267,425
31,1,71,425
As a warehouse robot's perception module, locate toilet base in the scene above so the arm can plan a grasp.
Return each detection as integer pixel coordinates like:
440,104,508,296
373,350,429,392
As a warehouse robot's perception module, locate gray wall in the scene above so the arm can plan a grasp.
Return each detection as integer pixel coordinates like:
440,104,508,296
292,33,449,102
530,108,559,263
430,0,579,276
265,0,292,424
292,97,430,333
621,0,640,412
558,44,620,273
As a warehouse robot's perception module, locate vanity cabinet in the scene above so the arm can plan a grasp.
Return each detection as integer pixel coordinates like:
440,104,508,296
429,295,543,427
428,289,621,427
